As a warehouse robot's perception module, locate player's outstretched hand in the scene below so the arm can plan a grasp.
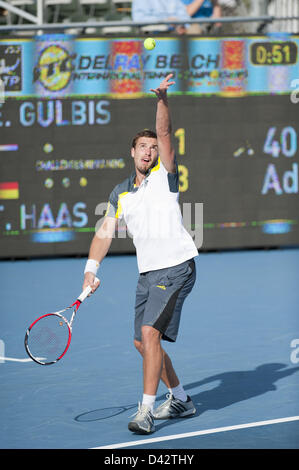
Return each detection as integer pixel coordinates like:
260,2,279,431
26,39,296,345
150,73,175,98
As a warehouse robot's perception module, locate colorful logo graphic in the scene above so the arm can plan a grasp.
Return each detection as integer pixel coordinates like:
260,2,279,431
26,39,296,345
220,40,247,97
109,40,143,96
33,45,75,92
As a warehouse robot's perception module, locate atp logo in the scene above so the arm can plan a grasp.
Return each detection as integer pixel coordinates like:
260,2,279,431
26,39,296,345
33,44,76,92
0,44,22,92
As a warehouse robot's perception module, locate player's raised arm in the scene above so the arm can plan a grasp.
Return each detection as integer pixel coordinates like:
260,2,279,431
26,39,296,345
150,74,176,174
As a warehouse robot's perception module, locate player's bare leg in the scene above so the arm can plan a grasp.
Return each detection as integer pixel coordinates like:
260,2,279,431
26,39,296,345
134,334,180,390
141,325,163,396
133,329,196,421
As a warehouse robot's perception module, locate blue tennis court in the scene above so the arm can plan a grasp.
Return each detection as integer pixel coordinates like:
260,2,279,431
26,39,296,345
1,248,298,449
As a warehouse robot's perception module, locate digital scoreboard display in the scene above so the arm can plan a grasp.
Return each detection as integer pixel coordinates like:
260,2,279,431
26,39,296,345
0,34,299,258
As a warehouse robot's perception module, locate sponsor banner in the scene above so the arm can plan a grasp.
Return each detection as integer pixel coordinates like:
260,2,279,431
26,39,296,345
0,33,299,98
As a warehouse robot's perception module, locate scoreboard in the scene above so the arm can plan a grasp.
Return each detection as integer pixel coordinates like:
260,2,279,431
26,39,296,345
0,34,299,258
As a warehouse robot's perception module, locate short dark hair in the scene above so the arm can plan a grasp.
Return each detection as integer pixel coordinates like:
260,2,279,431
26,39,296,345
131,129,157,149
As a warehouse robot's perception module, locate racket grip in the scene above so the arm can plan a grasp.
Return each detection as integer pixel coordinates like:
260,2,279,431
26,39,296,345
78,277,99,302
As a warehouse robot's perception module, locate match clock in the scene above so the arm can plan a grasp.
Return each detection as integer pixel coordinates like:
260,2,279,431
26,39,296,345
250,41,297,65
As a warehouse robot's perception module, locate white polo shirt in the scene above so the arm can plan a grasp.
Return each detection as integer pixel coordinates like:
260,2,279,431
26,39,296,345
105,157,198,273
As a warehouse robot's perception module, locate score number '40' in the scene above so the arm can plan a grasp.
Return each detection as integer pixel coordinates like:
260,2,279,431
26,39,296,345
263,126,297,158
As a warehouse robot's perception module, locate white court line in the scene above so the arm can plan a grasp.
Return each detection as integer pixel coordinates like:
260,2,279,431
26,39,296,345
92,415,299,449
0,356,42,363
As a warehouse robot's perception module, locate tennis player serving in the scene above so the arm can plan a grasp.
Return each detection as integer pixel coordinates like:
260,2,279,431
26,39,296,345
83,73,198,434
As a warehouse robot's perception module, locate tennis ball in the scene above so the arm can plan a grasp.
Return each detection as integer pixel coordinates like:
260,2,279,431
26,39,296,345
144,38,156,51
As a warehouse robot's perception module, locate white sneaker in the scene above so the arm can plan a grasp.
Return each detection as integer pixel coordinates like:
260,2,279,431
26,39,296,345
128,403,155,434
153,394,196,419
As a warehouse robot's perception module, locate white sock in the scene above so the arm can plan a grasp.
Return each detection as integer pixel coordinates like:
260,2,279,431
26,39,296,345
168,383,188,402
142,394,156,412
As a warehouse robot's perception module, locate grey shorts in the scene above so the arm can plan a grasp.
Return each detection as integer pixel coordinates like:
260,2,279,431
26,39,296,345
134,258,196,343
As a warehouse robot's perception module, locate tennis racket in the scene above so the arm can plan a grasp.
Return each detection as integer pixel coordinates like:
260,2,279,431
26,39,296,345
24,278,99,366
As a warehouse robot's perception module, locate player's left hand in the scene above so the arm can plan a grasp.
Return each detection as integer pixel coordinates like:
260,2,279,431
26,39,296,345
150,73,175,98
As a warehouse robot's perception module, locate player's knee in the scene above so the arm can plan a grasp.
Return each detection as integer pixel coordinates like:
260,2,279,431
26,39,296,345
141,325,161,346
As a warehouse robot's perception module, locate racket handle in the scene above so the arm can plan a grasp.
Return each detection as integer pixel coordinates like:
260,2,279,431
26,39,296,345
78,277,99,303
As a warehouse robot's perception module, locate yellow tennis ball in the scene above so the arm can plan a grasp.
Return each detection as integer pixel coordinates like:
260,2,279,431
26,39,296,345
144,38,156,51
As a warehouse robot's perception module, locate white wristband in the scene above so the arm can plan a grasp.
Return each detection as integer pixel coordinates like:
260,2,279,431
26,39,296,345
84,259,100,275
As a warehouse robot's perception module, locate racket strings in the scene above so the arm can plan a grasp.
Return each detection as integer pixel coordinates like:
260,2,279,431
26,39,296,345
25,299,82,365
26,314,70,364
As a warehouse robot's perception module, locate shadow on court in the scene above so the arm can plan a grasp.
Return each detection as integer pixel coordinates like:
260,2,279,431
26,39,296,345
74,363,299,428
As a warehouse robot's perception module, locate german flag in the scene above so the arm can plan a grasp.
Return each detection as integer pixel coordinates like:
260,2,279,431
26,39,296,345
0,182,19,199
